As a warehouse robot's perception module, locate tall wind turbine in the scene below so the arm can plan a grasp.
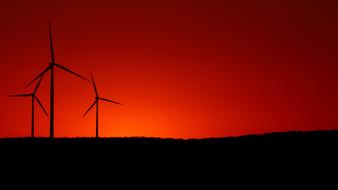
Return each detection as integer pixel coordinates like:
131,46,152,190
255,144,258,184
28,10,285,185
9,74,48,138
83,74,122,138
25,22,89,138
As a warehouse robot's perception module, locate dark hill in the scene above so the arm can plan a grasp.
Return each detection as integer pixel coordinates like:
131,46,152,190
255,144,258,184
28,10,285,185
1,130,337,172
1,130,337,152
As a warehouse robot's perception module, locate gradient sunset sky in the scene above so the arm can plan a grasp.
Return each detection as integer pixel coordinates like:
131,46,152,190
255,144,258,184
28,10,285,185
1,0,338,138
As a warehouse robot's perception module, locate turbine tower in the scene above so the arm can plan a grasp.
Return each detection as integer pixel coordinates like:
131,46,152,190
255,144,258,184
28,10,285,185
9,74,48,138
83,74,122,138
25,22,89,138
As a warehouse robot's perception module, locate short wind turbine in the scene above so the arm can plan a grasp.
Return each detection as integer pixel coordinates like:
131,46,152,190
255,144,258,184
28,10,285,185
9,74,48,138
83,74,122,138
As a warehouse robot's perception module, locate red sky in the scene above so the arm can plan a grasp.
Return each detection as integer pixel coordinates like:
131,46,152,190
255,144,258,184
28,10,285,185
1,0,338,138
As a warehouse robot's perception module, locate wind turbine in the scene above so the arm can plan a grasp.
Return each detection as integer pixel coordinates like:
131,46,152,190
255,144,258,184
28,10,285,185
9,74,48,138
25,22,89,139
83,74,122,138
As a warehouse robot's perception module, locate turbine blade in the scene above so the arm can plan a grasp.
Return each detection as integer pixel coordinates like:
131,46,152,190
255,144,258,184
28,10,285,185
25,66,51,89
34,96,49,117
91,74,99,96
34,73,45,94
99,98,122,105
9,94,32,97
82,100,97,117
55,63,89,82
49,21,55,63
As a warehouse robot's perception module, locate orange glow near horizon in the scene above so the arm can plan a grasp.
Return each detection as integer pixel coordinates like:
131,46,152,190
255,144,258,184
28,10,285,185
1,0,338,138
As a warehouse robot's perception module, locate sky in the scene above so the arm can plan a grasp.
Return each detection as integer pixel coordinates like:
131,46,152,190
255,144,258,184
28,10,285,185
1,0,338,138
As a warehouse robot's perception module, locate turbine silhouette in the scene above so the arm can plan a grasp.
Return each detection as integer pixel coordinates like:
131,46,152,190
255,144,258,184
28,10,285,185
25,22,89,138
9,74,48,138
83,74,122,138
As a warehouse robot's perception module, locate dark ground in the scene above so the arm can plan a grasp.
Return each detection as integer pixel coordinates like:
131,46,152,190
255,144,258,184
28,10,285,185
1,130,337,183
1,130,338,154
